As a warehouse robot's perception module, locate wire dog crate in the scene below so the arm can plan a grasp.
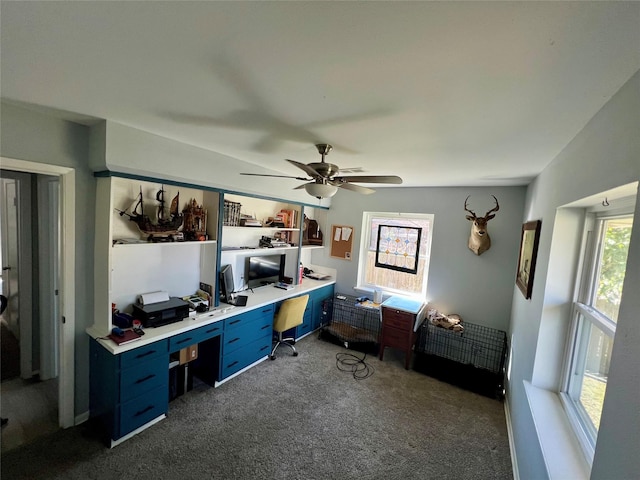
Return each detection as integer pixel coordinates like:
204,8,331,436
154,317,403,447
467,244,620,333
319,293,382,354
413,320,508,399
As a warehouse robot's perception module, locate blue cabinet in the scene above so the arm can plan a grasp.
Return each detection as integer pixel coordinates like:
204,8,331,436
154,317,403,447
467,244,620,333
274,284,334,340
220,304,274,380
90,338,169,444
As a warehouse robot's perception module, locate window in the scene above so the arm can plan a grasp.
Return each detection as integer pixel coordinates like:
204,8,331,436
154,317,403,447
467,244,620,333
356,212,433,297
561,213,633,459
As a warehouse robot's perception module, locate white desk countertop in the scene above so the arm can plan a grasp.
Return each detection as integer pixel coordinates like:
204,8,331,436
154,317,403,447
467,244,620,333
86,278,335,355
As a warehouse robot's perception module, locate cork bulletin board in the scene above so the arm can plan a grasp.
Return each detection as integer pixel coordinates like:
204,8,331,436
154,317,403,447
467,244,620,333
330,225,354,260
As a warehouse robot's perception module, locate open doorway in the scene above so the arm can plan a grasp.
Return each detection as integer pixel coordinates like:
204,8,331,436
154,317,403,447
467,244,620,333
0,158,75,452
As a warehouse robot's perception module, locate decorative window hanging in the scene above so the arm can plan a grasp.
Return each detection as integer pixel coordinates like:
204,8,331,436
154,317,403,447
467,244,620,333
375,224,422,274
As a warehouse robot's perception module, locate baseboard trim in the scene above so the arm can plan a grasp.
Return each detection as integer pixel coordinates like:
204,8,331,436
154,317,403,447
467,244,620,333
110,414,166,448
504,396,520,480
74,410,90,426
214,356,268,387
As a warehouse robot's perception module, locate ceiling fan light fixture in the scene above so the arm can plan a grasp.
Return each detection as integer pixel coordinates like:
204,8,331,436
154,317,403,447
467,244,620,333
304,183,338,199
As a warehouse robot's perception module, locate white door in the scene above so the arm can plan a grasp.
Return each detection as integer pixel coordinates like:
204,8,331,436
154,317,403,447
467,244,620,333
1,171,34,379
1,178,20,334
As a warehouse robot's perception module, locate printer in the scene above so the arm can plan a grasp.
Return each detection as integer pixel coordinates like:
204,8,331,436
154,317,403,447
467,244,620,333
132,297,190,328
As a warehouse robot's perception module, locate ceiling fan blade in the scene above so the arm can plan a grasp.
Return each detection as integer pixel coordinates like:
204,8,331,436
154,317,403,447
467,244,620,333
334,175,403,184
329,180,375,195
240,173,310,181
286,159,322,178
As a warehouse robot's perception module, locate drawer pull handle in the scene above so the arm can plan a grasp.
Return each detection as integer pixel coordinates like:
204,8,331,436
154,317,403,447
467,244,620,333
176,337,193,345
227,361,239,368
259,345,269,352
134,405,154,417
229,319,241,325
135,374,155,384
228,337,240,344
260,324,271,330
206,327,220,334
261,308,271,313
136,350,156,359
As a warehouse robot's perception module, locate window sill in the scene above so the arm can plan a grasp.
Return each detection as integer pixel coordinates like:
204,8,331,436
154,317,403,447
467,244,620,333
524,381,590,480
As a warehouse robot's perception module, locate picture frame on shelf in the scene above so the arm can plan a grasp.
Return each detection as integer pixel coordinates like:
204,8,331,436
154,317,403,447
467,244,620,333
516,220,542,300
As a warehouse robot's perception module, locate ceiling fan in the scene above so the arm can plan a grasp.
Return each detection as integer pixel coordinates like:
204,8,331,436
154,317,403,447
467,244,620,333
240,144,403,199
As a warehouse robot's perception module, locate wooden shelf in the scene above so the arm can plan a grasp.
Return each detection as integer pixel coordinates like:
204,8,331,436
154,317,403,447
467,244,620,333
223,226,298,231
112,239,217,248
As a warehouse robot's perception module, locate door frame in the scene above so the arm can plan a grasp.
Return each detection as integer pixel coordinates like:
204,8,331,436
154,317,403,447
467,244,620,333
1,157,75,428
1,171,34,378
38,175,60,380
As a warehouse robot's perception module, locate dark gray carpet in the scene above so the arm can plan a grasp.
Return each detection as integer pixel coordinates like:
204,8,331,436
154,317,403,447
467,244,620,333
1,322,20,382
1,335,512,479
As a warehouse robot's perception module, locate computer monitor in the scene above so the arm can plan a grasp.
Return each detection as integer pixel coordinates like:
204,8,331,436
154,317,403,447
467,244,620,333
219,264,235,303
246,254,284,288
219,264,248,306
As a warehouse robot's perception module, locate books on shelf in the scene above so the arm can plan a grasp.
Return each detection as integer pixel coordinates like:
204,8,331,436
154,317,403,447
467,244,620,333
108,329,142,346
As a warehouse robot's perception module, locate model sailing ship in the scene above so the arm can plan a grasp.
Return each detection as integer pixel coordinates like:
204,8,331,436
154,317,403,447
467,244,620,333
116,186,184,242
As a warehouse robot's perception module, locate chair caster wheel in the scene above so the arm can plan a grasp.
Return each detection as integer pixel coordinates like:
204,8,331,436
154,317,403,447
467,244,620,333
269,355,276,360
293,352,298,357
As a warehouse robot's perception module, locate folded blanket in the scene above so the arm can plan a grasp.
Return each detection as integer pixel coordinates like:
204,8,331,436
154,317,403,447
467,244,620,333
427,308,464,332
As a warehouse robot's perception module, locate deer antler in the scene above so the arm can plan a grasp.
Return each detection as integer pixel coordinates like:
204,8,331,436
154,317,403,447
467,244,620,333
484,195,500,217
464,196,477,218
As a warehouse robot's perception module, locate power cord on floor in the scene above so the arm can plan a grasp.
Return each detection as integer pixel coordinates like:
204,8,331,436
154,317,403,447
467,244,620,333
336,351,375,380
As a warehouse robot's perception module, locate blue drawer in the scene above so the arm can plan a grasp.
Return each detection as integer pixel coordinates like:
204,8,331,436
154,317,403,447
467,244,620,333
220,335,272,379
168,321,225,353
297,319,312,337
225,305,274,333
119,357,168,403
118,385,168,438
222,314,273,355
169,330,202,353
194,321,223,341
120,340,168,365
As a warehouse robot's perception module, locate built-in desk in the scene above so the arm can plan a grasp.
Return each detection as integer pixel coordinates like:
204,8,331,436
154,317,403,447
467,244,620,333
87,280,334,447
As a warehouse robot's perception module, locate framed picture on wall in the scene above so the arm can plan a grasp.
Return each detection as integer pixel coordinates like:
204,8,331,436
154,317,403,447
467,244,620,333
516,220,542,299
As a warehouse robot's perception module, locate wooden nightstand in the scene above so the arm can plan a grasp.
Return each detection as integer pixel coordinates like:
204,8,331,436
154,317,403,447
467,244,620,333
379,297,425,370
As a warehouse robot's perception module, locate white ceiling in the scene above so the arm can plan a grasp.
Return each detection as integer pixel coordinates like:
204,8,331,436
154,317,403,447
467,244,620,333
2,1,639,188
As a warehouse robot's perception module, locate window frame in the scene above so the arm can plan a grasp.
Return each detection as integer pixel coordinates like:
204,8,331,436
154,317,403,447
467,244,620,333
560,210,633,462
356,211,434,298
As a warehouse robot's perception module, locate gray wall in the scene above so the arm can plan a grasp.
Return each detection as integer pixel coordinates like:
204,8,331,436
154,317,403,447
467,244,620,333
1,101,94,414
314,186,526,332
3,68,637,480
508,70,640,479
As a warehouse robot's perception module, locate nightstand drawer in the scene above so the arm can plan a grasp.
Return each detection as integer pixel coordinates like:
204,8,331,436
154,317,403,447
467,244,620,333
382,326,414,349
382,308,414,331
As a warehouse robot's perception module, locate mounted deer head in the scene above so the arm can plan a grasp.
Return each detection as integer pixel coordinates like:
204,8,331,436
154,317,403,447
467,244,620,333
464,195,500,255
